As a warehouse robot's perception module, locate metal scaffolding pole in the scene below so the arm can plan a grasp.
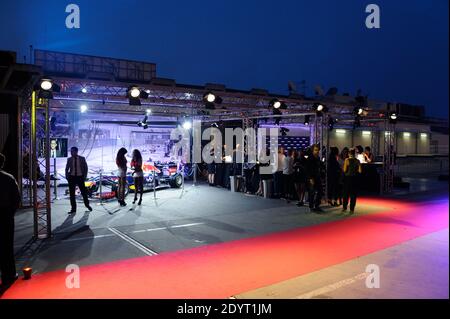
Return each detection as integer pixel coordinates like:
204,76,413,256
31,92,52,239
383,118,395,194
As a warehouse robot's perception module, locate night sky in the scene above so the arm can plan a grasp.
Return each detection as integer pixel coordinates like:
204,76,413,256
0,0,448,118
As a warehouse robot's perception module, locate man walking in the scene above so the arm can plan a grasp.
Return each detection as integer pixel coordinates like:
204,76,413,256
65,147,92,214
0,153,21,291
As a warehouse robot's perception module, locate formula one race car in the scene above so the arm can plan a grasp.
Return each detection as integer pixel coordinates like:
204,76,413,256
68,161,184,201
127,161,183,192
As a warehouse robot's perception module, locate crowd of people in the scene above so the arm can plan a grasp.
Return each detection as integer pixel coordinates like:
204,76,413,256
207,144,373,214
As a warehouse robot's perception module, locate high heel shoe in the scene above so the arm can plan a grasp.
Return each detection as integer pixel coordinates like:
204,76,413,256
133,198,137,204
138,199,142,206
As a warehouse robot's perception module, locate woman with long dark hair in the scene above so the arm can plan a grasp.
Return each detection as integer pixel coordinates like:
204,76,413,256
116,147,128,206
131,149,144,205
342,148,362,214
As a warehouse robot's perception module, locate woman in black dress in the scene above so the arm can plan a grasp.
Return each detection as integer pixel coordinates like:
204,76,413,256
116,147,128,207
207,148,216,186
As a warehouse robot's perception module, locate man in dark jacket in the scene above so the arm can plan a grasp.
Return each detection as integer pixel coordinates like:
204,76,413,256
65,147,92,214
305,144,324,212
0,153,21,290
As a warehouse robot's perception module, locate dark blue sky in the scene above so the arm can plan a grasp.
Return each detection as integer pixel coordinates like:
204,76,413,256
1,0,448,118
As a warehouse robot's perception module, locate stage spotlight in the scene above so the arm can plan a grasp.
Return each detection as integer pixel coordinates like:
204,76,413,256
314,103,328,116
354,107,364,116
304,115,310,126
80,104,88,113
183,121,192,130
81,87,88,93
36,78,60,99
146,109,152,115
40,79,52,91
205,92,216,103
130,87,140,98
270,99,282,109
203,92,222,109
389,112,398,124
127,86,143,105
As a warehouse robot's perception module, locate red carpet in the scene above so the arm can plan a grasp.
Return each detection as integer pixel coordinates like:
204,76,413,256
2,197,448,299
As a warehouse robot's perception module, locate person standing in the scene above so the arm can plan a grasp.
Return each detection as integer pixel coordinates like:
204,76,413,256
364,146,374,163
116,148,128,207
337,147,349,206
130,149,144,205
327,147,341,207
293,150,307,207
305,144,324,213
283,149,295,201
0,153,21,291
356,145,365,163
207,146,217,186
342,148,362,214
273,147,285,198
65,147,92,214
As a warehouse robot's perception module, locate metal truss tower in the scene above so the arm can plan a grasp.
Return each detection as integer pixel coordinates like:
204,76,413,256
30,91,52,239
383,118,396,193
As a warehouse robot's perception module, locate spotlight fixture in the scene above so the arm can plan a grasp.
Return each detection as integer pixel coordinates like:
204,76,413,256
203,92,222,109
40,79,52,91
80,104,88,113
270,99,282,109
270,99,287,110
389,112,398,124
146,109,152,115
313,103,328,116
304,115,310,126
81,87,88,93
36,78,61,99
130,87,140,98
354,107,364,116
127,86,146,106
